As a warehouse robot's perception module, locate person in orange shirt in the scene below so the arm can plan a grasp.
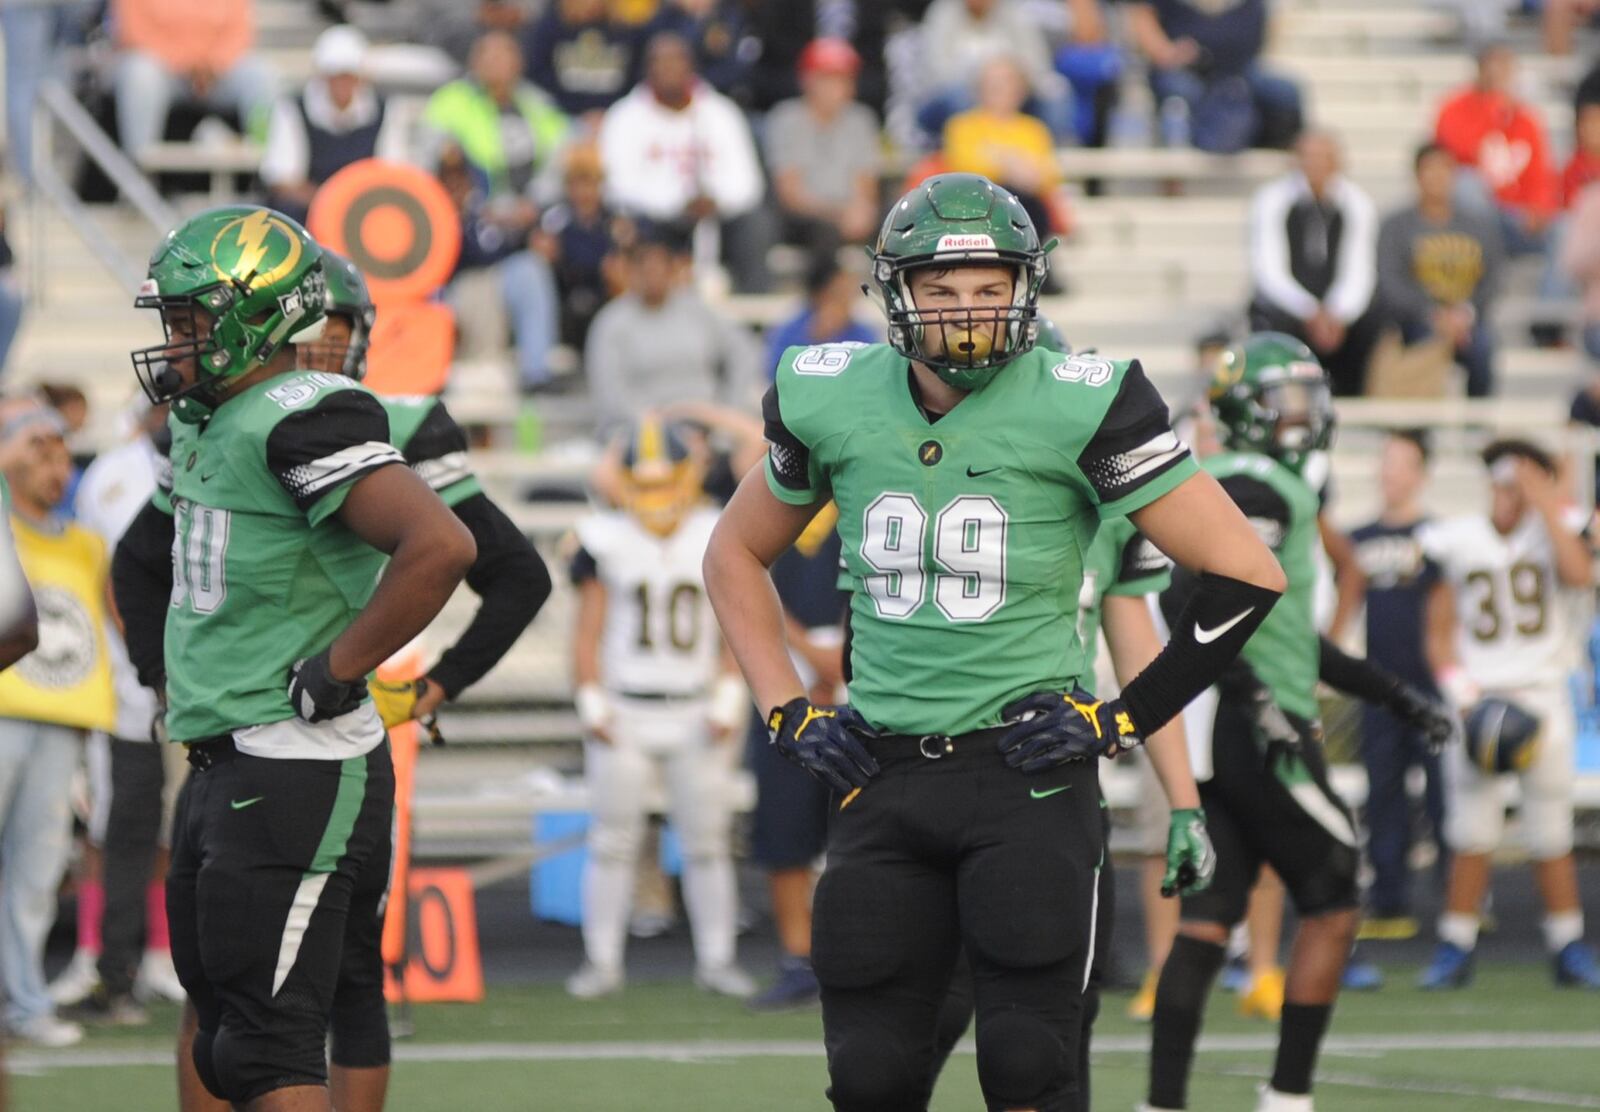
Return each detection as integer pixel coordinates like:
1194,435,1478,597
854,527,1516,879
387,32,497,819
942,55,1063,239
1433,42,1557,257
111,0,278,158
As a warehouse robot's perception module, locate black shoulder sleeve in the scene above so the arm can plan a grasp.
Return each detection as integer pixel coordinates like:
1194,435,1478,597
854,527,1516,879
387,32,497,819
1077,360,1192,506
569,544,598,584
427,492,552,699
1116,529,1171,587
762,383,813,494
403,400,470,467
1217,473,1293,552
265,389,404,515
112,499,176,690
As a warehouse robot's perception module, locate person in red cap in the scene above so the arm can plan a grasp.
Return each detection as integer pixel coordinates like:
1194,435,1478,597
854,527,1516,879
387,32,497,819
764,38,882,267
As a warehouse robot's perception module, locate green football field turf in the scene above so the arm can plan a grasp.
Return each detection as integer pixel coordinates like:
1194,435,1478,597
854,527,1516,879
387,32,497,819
8,964,1598,1110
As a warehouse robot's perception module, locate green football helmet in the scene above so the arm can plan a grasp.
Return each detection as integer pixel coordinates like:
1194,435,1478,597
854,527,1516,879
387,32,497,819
871,173,1055,391
1036,317,1071,356
301,250,376,380
1209,331,1335,471
132,206,327,424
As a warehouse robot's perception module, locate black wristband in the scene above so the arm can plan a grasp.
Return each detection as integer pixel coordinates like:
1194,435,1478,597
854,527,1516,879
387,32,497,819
1119,570,1281,736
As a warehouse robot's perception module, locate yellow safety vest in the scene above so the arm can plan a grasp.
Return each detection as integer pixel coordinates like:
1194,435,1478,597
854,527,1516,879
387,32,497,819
0,513,114,731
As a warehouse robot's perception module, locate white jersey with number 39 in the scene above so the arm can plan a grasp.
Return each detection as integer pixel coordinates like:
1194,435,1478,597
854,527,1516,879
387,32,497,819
576,506,721,696
1419,511,1585,690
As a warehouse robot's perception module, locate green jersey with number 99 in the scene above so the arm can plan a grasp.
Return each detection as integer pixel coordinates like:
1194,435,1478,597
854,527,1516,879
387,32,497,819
162,371,404,743
764,342,1197,736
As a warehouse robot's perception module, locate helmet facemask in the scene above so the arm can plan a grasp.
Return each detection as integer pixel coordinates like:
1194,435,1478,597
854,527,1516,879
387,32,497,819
1256,370,1334,468
298,307,375,380
131,283,240,421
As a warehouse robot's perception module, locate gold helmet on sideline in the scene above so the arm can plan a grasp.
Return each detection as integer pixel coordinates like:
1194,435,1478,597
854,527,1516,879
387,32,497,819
619,415,704,537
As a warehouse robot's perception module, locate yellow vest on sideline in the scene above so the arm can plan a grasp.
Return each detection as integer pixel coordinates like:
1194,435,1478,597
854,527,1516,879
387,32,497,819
0,513,114,731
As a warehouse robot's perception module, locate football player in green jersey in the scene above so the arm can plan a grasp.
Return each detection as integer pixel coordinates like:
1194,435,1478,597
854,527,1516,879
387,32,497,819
113,207,476,1112
1144,333,1453,1112
705,173,1287,1112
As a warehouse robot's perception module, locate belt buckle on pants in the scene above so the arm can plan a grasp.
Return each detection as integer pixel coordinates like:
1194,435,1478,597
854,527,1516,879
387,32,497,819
918,734,953,759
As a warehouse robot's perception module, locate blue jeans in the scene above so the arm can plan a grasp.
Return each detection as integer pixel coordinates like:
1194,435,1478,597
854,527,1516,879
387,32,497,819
1400,315,1495,397
0,718,80,1027
113,49,278,153
0,4,61,185
1148,64,1303,150
1360,705,1446,918
497,250,559,390
0,274,23,375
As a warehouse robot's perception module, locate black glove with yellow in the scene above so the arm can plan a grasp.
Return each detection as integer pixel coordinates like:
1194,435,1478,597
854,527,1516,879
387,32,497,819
767,697,879,794
369,676,446,745
998,687,1143,773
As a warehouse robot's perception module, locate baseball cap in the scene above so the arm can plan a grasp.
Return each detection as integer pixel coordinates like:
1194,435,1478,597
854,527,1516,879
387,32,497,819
314,25,369,77
797,38,861,78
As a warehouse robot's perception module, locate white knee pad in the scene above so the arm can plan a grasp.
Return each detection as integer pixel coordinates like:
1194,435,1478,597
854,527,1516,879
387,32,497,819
587,816,646,865
1443,742,1506,855
1519,688,1576,860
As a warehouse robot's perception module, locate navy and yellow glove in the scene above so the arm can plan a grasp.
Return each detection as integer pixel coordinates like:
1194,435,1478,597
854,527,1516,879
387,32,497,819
998,687,1143,773
1162,807,1216,897
767,697,880,794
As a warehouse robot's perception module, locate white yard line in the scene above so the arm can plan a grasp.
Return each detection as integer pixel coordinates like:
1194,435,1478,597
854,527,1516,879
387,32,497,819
1209,1063,1600,1109
11,1030,1600,1072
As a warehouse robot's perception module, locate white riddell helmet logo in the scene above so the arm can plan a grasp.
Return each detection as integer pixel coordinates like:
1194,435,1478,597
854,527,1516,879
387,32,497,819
935,234,997,252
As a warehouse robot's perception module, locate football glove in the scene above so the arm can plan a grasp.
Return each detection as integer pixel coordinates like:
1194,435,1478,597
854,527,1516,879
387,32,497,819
997,687,1143,773
287,648,365,724
1462,696,1541,773
1162,807,1216,897
1384,679,1454,755
767,697,880,794
368,676,445,745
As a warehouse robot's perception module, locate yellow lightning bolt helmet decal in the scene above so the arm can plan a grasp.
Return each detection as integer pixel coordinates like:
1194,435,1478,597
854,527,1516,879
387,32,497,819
210,210,303,288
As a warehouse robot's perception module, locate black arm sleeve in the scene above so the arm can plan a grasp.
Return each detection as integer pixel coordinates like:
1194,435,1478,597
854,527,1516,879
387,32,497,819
569,544,598,585
427,492,552,699
761,383,813,494
265,389,404,515
1076,360,1192,508
1120,569,1282,734
112,500,175,691
1318,636,1403,703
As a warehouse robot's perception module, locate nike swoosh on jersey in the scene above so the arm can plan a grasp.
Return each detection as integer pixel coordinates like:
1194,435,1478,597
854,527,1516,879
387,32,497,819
1029,786,1072,799
231,796,264,810
966,465,1002,478
1194,607,1256,644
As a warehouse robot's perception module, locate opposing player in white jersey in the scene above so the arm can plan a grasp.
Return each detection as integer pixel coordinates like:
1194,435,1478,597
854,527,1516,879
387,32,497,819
567,417,754,1000
1419,439,1600,989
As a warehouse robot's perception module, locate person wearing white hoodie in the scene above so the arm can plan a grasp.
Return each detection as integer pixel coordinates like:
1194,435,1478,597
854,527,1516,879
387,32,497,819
598,31,771,292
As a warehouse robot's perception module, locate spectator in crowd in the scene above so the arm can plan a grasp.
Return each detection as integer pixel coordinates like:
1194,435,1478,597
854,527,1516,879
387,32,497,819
598,32,770,292
110,0,277,158
1125,0,1302,151
0,401,115,1049
1434,42,1557,257
741,0,894,115
1377,143,1503,397
1542,0,1598,56
1054,0,1124,148
762,257,877,376
1561,83,1600,208
942,54,1064,237
524,0,644,120
585,221,761,433
411,0,533,68
917,0,1074,142
2,1,78,185
423,29,571,207
1558,183,1600,360
648,0,754,101
1567,366,1600,501
437,144,562,392
261,26,407,225
0,204,22,376
1333,430,1446,941
764,38,882,267
1248,129,1382,396
533,144,633,348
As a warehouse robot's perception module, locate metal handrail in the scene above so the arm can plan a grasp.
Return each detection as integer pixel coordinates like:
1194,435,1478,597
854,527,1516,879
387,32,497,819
29,78,178,298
